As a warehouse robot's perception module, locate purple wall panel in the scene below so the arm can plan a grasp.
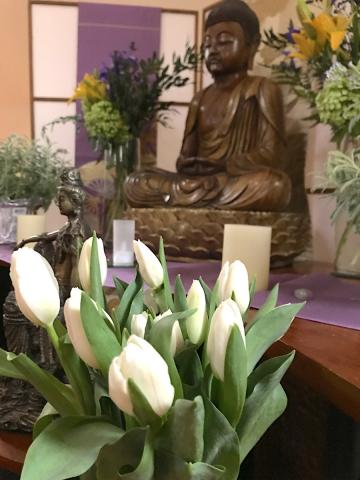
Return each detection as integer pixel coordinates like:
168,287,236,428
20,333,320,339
76,3,161,166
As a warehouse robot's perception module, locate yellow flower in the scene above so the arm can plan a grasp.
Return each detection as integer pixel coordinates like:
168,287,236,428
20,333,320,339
307,13,350,51
291,32,318,60
68,73,107,103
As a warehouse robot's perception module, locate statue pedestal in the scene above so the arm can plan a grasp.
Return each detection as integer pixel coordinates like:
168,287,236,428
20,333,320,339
124,208,311,266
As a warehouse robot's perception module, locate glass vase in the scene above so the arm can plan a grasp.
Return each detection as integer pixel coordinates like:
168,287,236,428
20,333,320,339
334,212,360,278
101,138,140,252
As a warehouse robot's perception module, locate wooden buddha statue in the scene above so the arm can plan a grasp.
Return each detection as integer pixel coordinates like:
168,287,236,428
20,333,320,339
125,0,291,211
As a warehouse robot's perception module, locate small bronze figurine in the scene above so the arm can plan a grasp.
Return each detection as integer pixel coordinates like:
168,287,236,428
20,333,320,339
0,168,91,431
17,168,92,302
125,0,291,211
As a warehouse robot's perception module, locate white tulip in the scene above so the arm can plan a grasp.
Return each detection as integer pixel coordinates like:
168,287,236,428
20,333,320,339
154,309,184,356
218,260,250,315
10,247,60,327
64,288,99,369
109,335,174,417
207,299,245,381
133,240,163,289
186,280,207,344
131,312,148,338
78,236,107,294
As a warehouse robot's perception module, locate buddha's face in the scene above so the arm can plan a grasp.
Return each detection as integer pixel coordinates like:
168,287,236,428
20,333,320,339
204,22,253,76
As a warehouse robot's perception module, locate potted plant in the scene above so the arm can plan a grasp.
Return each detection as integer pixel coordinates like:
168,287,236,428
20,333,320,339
0,134,66,243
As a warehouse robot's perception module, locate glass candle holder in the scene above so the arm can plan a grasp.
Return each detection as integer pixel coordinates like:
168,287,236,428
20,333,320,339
113,219,135,267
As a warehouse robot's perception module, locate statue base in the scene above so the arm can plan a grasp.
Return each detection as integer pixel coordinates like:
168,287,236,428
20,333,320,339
124,208,311,266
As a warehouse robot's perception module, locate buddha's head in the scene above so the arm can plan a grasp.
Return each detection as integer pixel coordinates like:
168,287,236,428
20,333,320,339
204,0,261,77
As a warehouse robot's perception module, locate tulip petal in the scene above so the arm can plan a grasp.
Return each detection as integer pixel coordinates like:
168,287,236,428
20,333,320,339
78,236,107,294
64,288,99,369
10,248,60,326
133,240,163,289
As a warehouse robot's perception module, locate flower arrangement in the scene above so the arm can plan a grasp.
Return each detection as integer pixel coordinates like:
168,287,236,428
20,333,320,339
263,0,359,119
316,61,360,144
0,236,303,480
0,134,66,212
69,43,199,157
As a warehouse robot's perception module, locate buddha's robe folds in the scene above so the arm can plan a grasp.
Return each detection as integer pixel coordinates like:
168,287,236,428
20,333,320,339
125,76,291,211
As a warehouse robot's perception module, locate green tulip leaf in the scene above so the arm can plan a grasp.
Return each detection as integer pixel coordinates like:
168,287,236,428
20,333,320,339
122,327,130,348
245,302,304,375
32,402,58,439
128,378,161,429
198,277,212,310
113,276,128,301
114,270,143,331
158,237,175,311
202,396,240,480
149,311,195,400
246,284,279,333
246,351,295,397
218,326,247,427
176,348,203,399
154,451,225,480
156,396,205,463
154,450,191,480
236,351,295,463
8,352,79,416
126,287,144,331
209,280,220,320
0,347,26,380
174,275,188,312
90,232,105,310
188,462,225,479
58,338,95,415
97,427,154,480
81,292,121,377
21,416,124,480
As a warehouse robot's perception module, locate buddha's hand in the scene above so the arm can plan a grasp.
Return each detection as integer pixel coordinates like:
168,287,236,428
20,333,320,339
176,156,223,175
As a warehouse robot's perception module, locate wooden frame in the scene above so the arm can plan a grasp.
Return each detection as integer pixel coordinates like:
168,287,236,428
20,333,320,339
29,1,199,137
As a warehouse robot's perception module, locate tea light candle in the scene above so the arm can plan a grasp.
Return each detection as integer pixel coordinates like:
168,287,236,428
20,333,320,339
113,219,135,267
222,224,272,292
17,215,46,247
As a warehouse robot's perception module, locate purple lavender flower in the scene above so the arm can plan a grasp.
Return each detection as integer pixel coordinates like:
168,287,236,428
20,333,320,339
283,21,300,44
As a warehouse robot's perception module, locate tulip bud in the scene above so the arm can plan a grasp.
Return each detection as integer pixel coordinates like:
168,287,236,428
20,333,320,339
218,260,250,315
207,299,245,381
133,240,163,289
186,280,207,344
131,312,148,338
10,247,60,327
78,236,107,294
109,335,174,417
64,288,99,369
154,309,184,356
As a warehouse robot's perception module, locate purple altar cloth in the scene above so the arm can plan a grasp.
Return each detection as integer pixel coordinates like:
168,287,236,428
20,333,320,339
252,272,360,331
106,261,221,291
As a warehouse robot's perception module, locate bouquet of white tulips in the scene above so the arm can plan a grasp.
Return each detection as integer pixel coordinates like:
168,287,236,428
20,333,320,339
0,234,304,480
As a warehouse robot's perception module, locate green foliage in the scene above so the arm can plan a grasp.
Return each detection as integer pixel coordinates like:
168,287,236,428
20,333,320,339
316,62,360,144
0,134,66,211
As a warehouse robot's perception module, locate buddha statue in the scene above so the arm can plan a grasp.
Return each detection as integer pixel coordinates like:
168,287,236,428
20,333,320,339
125,0,291,212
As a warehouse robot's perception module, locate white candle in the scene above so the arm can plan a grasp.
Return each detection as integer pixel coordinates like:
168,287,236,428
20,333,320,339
17,215,46,247
222,224,272,292
113,219,135,266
